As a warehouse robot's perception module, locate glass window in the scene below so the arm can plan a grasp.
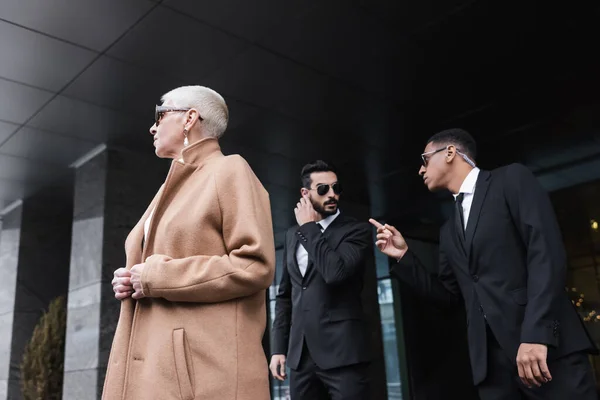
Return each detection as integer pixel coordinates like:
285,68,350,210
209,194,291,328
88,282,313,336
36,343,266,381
268,248,291,399
377,263,403,399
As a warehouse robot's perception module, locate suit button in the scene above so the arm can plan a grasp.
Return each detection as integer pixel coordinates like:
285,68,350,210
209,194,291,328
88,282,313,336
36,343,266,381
302,287,307,290
472,275,479,282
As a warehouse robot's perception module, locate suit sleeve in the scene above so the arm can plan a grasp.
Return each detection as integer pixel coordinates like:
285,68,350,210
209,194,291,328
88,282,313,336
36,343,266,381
390,231,461,307
504,163,565,347
297,220,371,285
271,237,292,356
140,156,276,303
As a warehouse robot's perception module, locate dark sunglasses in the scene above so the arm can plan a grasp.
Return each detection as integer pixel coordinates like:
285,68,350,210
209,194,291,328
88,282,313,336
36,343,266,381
154,105,192,126
310,182,343,196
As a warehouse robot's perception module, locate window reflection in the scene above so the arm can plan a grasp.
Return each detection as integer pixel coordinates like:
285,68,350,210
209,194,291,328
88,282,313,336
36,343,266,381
269,293,291,399
269,250,291,399
378,278,402,399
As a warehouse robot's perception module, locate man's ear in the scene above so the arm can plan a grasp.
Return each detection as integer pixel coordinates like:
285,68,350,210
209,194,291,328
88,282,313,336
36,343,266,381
300,188,309,196
446,145,457,162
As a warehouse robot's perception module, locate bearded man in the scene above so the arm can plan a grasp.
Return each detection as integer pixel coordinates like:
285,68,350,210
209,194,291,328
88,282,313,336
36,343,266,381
269,160,372,400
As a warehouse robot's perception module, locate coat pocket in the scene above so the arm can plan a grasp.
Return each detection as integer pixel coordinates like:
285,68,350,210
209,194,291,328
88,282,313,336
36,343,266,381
172,328,195,400
510,288,528,306
328,308,362,322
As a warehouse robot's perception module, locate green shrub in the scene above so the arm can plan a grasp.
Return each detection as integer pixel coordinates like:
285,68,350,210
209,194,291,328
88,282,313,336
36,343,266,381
20,295,67,400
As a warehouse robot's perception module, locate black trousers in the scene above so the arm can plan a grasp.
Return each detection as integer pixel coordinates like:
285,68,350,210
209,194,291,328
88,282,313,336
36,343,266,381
289,341,370,400
477,326,598,400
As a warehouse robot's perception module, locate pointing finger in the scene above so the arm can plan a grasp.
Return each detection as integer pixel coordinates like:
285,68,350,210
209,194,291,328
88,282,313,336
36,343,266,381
369,218,384,229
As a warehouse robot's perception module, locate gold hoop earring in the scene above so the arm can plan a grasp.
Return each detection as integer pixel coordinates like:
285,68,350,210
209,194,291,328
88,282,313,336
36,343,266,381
183,128,189,147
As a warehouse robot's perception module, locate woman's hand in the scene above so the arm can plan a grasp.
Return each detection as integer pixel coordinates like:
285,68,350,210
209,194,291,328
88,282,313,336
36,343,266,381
112,267,133,300
130,263,147,300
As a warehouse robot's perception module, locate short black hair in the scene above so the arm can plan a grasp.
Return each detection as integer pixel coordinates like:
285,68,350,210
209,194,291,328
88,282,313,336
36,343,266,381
300,160,337,188
427,128,477,161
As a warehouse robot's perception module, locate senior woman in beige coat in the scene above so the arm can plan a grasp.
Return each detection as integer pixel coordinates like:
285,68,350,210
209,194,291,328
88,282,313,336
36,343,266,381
103,85,275,400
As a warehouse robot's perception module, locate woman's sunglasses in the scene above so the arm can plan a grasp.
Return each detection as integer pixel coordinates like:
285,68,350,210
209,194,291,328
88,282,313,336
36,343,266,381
154,105,203,126
310,182,343,196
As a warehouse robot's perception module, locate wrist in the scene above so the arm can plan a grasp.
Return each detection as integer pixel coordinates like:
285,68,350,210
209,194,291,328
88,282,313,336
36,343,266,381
521,342,548,348
298,219,316,226
395,248,408,262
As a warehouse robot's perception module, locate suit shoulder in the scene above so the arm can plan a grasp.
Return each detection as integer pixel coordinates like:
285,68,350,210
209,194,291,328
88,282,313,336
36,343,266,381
491,163,542,196
492,162,532,178
338,215,371,234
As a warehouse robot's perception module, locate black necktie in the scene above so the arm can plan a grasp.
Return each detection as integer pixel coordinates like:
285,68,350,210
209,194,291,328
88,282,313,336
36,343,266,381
455,193,465,237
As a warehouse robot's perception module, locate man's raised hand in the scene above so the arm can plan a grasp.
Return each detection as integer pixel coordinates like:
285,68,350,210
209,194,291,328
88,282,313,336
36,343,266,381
369,218,408,260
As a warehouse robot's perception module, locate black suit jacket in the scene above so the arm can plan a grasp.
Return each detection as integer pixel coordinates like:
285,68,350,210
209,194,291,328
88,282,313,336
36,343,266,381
393,163,598,385
271,212,372,370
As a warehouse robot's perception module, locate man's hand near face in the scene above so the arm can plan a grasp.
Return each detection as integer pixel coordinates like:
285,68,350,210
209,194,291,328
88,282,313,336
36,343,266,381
294,194,320,226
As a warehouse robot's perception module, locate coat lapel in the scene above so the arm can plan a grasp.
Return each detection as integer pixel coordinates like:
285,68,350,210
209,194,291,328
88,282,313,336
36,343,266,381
464,170,491,260
127,184,164,267
303,260,314,283
302,239,316,281
141,161,192,261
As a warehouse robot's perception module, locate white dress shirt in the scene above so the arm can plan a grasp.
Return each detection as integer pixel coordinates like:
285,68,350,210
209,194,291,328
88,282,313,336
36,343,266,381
453,167,480,230
295,209,340,276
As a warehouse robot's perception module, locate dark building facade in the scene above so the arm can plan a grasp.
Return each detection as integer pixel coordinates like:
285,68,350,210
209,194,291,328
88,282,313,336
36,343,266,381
1,1,600,399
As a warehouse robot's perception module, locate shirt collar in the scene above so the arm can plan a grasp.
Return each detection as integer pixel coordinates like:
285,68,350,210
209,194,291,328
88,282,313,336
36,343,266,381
453,167,480,199
318,209,340,231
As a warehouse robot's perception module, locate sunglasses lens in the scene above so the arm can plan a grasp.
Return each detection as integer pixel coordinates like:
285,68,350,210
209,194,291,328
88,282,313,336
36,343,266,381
315,184,342,196
332,183,342,194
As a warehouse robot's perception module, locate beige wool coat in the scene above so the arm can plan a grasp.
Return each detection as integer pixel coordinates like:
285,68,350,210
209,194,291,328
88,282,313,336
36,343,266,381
102,138,276,400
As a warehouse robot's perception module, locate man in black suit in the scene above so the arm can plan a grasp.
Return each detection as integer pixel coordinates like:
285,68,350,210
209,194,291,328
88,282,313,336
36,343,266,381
270,160,372,400
370,129,598,399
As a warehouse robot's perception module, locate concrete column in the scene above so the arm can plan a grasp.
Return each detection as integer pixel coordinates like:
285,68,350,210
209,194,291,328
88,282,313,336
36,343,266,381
0,174,74,400
0,204,22,400
62,147,167,400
